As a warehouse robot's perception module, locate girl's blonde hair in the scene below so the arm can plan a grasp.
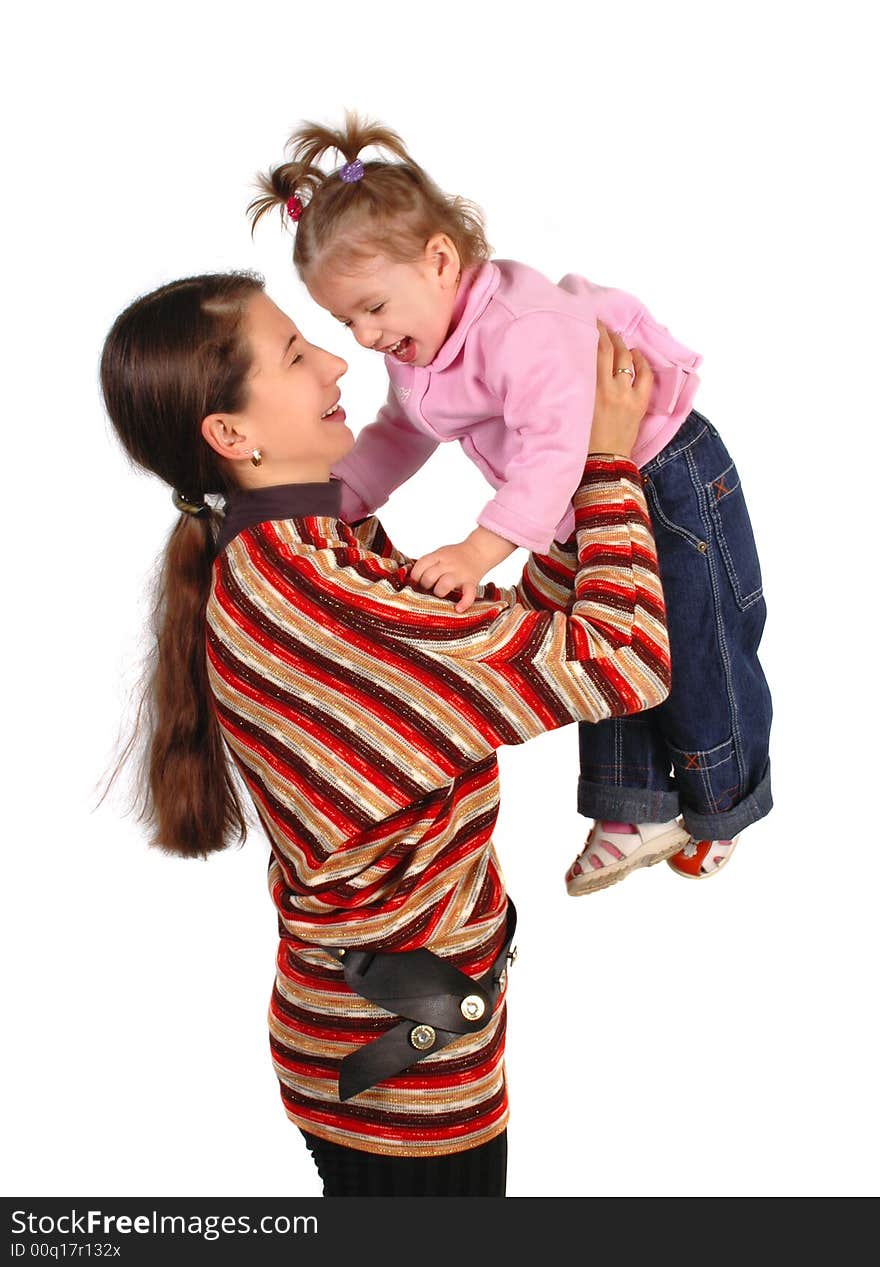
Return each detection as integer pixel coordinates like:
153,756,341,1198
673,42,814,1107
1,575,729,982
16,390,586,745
248,112,491,277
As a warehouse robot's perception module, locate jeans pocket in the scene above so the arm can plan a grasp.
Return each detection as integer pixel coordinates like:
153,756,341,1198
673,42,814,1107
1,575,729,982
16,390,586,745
668,734,740,815
706,462,764,611
642,474,708,555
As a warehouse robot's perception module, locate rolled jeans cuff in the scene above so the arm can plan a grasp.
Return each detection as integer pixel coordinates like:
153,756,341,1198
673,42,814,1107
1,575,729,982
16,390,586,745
577,778,680,826
577,762,773,841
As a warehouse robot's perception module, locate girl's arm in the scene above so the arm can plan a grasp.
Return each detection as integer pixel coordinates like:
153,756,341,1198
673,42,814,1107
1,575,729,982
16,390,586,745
409,324,649,612
331,382,439,521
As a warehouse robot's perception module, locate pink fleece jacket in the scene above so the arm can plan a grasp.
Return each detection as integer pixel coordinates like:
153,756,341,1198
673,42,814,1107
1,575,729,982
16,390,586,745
332,259,702,551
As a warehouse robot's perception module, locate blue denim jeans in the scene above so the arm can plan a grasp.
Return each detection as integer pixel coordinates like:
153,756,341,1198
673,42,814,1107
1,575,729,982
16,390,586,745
577,409,773,839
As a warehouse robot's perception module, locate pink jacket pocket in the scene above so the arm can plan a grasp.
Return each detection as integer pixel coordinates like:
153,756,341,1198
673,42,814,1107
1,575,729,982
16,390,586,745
650,365,688,415
624,310,702,416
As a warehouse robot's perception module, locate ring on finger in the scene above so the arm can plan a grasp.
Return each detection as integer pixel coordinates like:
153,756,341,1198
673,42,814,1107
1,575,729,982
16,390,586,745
613,367,635,378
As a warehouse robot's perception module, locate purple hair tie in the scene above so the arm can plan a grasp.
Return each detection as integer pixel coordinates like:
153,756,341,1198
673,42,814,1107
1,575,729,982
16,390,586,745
339,158,365,184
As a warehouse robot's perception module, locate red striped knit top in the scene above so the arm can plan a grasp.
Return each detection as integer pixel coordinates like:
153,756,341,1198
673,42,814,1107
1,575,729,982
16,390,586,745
205,455,669,1156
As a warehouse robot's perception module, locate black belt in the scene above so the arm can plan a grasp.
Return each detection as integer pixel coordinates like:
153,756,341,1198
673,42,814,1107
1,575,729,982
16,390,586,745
326,900,518,1101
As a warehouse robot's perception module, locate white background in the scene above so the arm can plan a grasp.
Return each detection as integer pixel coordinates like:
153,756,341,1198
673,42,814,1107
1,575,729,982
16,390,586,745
4,0,878,1200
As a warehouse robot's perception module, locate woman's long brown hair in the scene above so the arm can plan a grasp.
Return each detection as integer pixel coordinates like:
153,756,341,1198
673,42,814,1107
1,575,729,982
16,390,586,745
100,272,264,857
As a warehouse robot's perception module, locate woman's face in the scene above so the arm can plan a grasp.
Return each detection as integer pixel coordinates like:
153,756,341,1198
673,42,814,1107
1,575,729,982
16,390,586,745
202,291,353,484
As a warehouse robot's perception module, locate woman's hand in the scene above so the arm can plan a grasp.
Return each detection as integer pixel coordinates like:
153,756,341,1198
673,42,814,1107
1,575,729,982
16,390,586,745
587,321,654,459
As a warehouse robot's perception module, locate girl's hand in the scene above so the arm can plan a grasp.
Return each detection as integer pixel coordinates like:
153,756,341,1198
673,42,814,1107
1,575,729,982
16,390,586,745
587,321,654,459
410,527,517,613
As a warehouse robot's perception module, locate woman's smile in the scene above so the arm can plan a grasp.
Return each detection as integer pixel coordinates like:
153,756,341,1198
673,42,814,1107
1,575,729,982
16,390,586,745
320,398,346,423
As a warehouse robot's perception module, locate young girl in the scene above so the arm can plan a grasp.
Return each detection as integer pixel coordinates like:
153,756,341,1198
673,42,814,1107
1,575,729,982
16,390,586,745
249,114,773,894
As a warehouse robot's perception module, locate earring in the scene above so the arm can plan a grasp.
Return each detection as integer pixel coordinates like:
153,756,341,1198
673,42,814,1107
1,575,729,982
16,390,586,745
251,449,262,467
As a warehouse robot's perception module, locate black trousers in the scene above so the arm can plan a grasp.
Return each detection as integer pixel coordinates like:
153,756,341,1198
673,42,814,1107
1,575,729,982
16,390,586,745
300,1128,508,1197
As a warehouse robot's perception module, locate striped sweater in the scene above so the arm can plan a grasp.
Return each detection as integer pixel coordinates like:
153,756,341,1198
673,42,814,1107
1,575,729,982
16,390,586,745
205,455,669,1156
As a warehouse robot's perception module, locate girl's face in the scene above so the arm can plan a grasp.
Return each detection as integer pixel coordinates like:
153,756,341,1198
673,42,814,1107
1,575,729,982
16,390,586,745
201,292,353,485
306,234,461,369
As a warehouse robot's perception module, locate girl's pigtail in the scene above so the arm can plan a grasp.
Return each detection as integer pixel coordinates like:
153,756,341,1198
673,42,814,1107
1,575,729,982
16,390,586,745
247,159,321,231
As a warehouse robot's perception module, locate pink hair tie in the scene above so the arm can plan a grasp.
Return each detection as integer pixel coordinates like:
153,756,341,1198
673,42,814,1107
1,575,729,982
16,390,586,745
286,194,304,222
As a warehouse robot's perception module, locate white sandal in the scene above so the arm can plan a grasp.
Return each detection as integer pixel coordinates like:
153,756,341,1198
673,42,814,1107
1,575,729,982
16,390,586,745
565,819,691,896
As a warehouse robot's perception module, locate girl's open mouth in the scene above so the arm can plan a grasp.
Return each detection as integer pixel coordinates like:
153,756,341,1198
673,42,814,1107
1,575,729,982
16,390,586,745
384,336,416,364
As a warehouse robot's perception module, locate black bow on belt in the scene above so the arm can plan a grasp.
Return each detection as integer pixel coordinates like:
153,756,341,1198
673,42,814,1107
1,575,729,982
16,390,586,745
326,900,518,1101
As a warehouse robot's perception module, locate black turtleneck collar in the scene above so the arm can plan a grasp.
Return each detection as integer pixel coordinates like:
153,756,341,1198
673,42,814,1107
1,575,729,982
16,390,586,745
215,480,343,556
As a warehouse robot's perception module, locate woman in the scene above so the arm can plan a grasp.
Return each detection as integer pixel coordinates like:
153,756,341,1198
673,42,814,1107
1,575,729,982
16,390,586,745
100,271,667,1197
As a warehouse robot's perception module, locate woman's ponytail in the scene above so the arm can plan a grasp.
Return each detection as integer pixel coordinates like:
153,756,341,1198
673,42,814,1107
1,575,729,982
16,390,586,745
100,272,263,857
